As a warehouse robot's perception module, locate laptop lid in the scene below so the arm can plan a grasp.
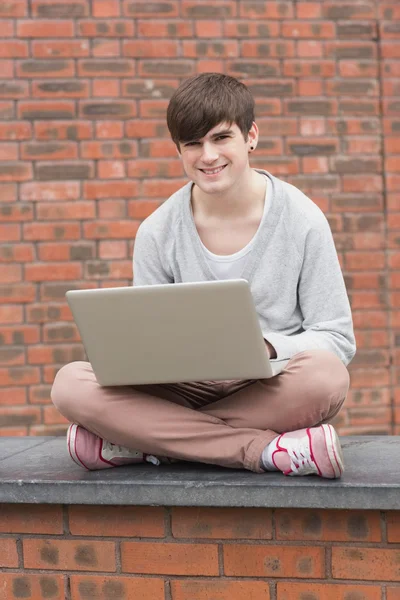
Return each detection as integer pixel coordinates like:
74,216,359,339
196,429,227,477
66,279,273,386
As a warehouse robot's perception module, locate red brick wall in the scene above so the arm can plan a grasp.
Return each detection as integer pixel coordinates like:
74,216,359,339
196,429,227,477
0,0,399,436
0,505,399,598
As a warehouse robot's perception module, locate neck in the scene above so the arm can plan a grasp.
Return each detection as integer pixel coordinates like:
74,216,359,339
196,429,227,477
191,168,266,219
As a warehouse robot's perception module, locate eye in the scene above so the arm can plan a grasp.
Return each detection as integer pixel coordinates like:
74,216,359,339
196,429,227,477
185,141,200,147
216,135,229,141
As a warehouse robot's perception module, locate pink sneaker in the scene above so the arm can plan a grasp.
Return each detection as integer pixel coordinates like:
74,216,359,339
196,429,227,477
67,423,161,471
272,424,344,479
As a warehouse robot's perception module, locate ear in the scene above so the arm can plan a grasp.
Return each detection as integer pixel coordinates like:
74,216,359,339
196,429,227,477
248,121,259,148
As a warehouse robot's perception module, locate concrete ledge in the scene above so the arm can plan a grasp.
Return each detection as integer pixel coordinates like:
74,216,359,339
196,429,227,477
0,436,398,509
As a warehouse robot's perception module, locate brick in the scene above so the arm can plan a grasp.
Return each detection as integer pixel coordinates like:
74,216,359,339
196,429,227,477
137,19,193,37
31,0,88,16
0,538,18,567
0,40,28,58
224,544,325,578
128,200,160,219
78,59,134,77
21,141,78,160
0,406,41,426
95,121,124,138
98,160,125,179
92,79,120,97
80,100,136,120
34,120,92,140
17,19,75,37
387,588,400,600
0,573,65,599
125,120,168,139
140,179,186,198
99,240,128,259
224,20,280,38
92,40,120,58
93,0,120,16
83,220,139,239
172,580,271,600
32,40,90,58
285,60,335,79
35,161,94,181
0,504,63,533
0,386,27,405
17,59,75,78
332,547,400,581
0,0,27,16
121,542,219,575
324,3,375,19
0,305,23,324
338,22,377,39
20,181,80,201
81,141,137,159
23,222,81,240
172,508,272,540
124,39,179,58
1,325,40,344
97,199,126,218
0,142,17,161
339,61,378,78
32,80,89,99
0,162,32,182
26,303,72,323
78,19,135,37
83,181,138,199
282,21,335,38
387,512,400,542
350,368,390,388
0,283,35,303
38,242,94,261
122,79,181,99
25,262,82,283
70,575,164,599
275,509,381,542
23,539,116,572
69,506,165,537
0,346,24,365
0,182,16,201
239,1,294,19
19,100,76,120
286,99,336,116
138,59,194,78
124,0,180,17
42,322,80,342
36,201,95,220
277,583,381,600
127,160,182,179
195,20,223,37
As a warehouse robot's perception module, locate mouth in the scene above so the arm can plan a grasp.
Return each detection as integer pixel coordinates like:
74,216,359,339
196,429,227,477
199,165,227,177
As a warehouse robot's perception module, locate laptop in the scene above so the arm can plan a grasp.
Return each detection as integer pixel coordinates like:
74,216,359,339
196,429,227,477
66,279,284,386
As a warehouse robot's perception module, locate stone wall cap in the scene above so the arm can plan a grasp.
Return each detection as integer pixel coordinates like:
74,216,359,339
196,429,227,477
0,436,399,509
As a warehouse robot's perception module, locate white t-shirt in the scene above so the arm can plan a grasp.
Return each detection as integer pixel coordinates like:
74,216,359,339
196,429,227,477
200,177,270,279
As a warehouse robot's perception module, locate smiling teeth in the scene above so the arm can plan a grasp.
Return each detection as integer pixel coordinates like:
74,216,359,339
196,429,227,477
202,166,225,174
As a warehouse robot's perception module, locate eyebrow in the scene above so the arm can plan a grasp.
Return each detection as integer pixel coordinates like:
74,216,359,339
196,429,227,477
184,129,234,144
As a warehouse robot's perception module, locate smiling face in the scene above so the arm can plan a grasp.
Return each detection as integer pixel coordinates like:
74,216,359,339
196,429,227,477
178,121,258,196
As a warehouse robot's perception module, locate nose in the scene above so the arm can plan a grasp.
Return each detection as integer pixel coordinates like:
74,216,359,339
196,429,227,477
200,141,218,164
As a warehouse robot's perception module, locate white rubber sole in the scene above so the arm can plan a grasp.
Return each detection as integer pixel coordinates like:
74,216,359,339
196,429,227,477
67,423,88,470
323,423,344,478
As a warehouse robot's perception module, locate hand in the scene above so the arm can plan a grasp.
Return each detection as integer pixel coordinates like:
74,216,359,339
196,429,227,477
265,340,277,359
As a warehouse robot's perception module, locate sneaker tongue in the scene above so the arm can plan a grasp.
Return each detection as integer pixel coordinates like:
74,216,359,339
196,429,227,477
273,450,293,474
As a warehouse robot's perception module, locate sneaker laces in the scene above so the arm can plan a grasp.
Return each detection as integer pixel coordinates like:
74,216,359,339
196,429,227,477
284,437,318,476
103,440,161,465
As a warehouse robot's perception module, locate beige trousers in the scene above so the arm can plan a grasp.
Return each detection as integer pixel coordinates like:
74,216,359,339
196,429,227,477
51,350,350,473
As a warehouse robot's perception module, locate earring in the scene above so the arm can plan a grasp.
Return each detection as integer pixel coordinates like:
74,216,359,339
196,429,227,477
250,146,254,150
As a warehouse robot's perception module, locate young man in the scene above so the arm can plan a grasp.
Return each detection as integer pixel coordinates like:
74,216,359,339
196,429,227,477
51,73,355,477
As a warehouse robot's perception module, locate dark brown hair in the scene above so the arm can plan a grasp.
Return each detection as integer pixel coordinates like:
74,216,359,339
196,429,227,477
167,73,255,149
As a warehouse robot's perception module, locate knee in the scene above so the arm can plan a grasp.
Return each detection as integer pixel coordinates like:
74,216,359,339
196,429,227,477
51,361,90,415
293,350,350,412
